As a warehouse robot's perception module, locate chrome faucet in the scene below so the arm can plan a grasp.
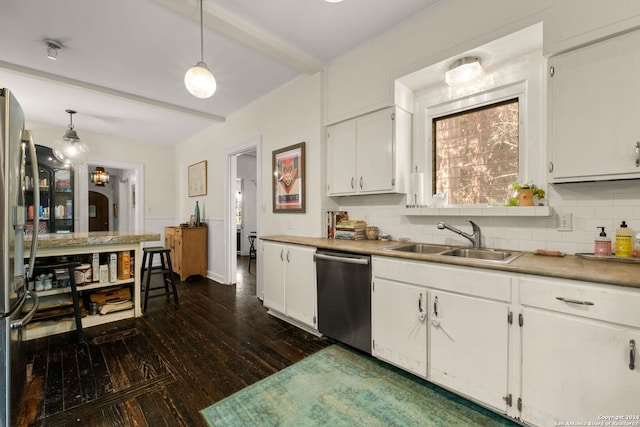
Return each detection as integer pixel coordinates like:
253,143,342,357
437,219,482,248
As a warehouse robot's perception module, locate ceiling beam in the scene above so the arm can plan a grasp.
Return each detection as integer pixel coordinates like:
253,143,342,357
155,0,323,75
0,60,225,123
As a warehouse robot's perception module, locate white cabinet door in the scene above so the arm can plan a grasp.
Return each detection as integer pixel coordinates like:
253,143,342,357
326,107,410,196
429,290,510,412
262,241,285,313
548,29,640,182
326,120,357,195
356,108,394,193
372,278,427,377
283,245,317,328
521,308,640,426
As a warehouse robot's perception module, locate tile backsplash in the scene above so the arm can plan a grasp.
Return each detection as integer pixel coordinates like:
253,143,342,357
328,180,640,255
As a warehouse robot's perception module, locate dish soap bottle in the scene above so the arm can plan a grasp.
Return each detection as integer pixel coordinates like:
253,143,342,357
633,232,640,259
615,221,633,257
594,227,611,257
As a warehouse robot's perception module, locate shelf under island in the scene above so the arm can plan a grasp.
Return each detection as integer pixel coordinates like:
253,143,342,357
24,231,161,340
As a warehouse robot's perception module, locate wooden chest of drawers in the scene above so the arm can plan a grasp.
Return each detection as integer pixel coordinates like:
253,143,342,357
164,225,207,281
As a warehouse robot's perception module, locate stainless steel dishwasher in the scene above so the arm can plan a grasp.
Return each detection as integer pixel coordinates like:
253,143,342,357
315,249,371,353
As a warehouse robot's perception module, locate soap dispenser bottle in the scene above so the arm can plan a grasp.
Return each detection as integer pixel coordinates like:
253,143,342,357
615,220,633,257
594,227,611,257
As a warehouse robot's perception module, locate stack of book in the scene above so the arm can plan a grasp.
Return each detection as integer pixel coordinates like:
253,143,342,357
335,220,367,240
326,210,349,238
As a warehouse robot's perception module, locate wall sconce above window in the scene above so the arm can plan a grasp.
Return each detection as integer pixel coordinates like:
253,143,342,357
91,167,110,186
445,57,484,86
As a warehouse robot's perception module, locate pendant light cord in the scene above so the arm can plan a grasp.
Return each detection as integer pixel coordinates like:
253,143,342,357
199,0,204,63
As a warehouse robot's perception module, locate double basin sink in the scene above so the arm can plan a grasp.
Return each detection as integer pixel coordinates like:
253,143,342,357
384,243,522,264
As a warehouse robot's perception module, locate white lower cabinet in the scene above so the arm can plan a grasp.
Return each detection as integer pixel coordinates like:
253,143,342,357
262,241,317,329
372,278,427,377
429,290,510,412
519,276,640,426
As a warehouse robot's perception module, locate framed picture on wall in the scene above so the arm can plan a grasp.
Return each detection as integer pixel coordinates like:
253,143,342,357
188,160,207,197
272,142,305,213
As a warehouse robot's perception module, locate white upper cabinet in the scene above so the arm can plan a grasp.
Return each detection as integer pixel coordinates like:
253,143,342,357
543,0,640,56
548,28,640,183
326,107,411,196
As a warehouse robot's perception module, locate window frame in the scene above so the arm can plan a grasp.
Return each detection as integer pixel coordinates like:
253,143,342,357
432,97,520,205
412,51,545,208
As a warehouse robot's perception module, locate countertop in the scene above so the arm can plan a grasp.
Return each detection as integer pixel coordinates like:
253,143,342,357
25,231,161,249
261,235,640,289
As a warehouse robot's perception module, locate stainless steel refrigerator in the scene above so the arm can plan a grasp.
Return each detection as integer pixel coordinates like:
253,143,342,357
1,88,41,427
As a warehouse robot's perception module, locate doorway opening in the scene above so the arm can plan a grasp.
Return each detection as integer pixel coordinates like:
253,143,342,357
224,137,261,293
77,160,144,233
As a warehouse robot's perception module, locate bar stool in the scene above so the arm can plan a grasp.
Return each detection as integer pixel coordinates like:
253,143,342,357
247,233,257,273
140,247,179,312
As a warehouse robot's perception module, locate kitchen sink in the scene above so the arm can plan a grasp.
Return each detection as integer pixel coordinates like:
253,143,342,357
439,248,522,263
384,243,454,254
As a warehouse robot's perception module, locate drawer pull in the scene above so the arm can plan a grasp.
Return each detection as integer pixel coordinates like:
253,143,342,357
630,339,636,371
555,297,594,306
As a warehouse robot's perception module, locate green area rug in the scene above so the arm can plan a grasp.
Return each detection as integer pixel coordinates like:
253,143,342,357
201,345,518,426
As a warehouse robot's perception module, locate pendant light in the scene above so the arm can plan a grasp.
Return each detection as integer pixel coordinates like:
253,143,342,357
184,0,216,98
91,167,110,186
53,109,89,165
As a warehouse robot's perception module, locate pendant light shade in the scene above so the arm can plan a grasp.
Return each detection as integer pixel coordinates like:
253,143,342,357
91,167,110,186
185,0,216,98
53,109,89,165
185,61,216,99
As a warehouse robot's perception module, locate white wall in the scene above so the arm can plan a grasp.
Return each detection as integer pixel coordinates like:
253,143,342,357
26,121,175,242
175,73,324,280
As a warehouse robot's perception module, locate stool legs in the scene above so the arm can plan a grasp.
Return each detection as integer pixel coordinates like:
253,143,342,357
142,248,179,313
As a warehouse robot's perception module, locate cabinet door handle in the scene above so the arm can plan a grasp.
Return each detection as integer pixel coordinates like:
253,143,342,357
555,296,594,306
359,176,363,189
418,293,423,313
433,295,438,317
630,339,636,370
635,142,640,167
350,177,355,189
280,249,284,261
286,250,290,263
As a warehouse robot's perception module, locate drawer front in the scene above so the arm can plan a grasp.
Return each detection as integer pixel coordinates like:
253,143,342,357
372,256,511,302
520,276,640,328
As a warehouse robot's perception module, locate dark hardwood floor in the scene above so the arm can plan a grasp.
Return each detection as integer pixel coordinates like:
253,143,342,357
17,256,330,426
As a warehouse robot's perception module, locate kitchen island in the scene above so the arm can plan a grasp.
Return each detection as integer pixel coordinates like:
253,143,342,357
24,231,160,340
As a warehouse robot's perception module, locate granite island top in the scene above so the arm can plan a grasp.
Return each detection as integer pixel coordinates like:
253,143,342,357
261,235,640,290
25,231,161,249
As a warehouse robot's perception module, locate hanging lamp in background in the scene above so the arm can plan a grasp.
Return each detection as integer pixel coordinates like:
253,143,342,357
445,57,484,86
53,109,89,165
91,167,110,186
185,0,216,98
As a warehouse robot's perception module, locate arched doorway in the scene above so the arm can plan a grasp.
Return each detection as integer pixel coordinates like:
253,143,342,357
89,191,109,231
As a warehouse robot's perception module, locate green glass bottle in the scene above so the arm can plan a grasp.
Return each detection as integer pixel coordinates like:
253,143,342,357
195,201,201,227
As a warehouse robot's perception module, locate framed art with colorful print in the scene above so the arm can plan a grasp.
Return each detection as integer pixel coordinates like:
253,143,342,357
272,142,305,213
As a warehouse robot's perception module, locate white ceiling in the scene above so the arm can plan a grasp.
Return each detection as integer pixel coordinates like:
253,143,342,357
0,0,443,145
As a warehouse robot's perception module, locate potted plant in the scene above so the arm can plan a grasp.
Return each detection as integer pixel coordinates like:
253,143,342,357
506,182,546,206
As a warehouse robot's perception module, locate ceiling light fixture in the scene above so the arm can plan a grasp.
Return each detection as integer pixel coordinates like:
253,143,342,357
53,109,89,165
184,0,216,98
445,57,484,86
91,167,110,186
325,0,344,3
44,39,62,60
